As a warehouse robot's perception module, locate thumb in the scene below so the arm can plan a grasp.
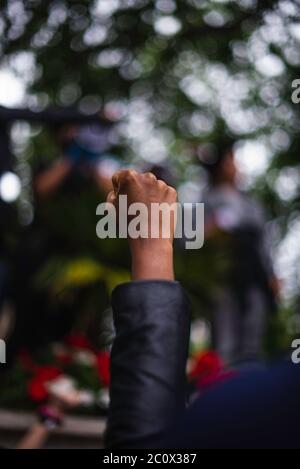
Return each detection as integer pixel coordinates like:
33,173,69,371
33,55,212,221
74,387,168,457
106,190,117,206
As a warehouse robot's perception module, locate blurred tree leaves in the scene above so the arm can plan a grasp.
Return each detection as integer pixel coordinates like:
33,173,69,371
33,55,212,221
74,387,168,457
0,0,298,217
0,0,299,351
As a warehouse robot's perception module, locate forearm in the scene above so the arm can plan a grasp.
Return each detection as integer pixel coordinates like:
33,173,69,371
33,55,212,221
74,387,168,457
34,158,72,199
17,423,50,449
131,241,174,281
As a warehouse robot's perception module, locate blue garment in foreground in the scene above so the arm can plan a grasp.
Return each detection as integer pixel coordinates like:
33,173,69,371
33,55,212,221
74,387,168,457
170,360,300,449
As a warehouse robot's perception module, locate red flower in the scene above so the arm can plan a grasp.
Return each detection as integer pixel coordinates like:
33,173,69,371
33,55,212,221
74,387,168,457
55,351,73,366
96,351,110,388
35,366,62,382
28,379,48,402
65,333,92,351
28,366,62,403
189,351,222,381
189,351,238,391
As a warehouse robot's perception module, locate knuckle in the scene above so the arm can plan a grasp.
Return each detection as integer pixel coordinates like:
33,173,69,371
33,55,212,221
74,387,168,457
157,179,167,189
124,169,138,182
168,186,178,198
144,172,157,180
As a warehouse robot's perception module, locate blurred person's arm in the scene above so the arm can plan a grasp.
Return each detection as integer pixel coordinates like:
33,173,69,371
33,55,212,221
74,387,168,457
106,170,191,448
17,401,63,449
17,384,86,449
34,158,73,200
17,423,51,450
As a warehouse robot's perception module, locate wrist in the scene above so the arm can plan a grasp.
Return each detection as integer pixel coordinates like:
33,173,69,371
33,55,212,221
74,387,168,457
130,239,174,281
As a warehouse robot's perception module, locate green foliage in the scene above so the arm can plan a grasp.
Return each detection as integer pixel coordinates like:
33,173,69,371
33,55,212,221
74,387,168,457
0,1,298,225
0,364,31,410
0,0,299,351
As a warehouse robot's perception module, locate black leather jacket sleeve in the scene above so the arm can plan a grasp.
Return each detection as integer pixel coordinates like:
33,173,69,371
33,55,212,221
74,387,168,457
106,280,191,449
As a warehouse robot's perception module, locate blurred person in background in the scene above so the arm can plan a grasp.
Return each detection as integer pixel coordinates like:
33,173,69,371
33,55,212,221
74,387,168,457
198,142,279,365
34,120,117,200
2,106,120,368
